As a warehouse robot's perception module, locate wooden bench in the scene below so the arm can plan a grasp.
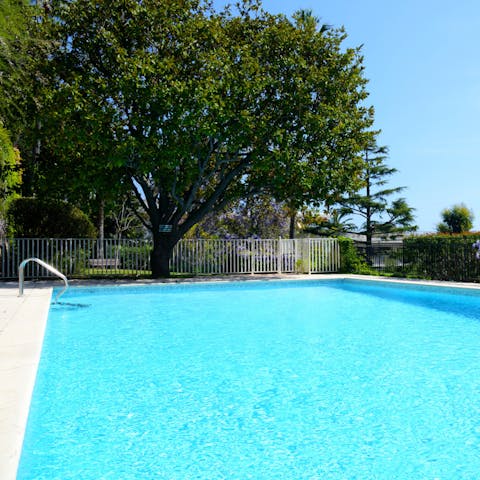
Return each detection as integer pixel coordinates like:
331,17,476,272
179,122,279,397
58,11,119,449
88,258,120,269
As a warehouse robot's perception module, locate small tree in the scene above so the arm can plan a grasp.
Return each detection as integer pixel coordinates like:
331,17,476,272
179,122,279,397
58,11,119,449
437,204,474,233
107,196,149,241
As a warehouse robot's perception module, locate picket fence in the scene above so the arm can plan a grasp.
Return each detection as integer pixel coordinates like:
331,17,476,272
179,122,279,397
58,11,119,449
0,237,340,279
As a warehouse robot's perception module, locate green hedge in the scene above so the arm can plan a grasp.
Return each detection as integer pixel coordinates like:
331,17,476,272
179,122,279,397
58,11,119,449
403,233,480,282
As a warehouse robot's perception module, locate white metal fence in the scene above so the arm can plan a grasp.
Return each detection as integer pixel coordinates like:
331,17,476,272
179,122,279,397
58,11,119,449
0,237,340,279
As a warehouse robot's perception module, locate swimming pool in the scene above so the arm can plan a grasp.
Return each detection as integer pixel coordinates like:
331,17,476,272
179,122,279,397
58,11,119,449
17,279,480,479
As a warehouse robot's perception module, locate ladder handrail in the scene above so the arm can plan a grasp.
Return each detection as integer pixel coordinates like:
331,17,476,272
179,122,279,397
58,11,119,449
19,257,69,302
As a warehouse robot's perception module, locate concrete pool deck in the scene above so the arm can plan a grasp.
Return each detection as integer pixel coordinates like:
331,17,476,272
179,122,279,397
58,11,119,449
3,274,480,479
0,283,52,480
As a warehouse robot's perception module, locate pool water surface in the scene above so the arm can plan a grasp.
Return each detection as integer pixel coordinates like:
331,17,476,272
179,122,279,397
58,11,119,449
17,279,480,479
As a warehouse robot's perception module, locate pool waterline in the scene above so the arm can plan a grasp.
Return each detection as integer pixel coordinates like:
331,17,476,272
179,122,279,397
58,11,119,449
4,275,479,479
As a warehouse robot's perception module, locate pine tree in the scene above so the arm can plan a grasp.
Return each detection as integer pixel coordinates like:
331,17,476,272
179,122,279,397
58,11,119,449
339,141,417,251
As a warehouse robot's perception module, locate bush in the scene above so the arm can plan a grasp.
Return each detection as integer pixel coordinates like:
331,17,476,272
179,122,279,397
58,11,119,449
7,197,97,238
338,237,370,274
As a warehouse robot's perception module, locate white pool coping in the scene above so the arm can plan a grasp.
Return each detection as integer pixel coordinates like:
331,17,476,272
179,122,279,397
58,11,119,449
2,273,480,479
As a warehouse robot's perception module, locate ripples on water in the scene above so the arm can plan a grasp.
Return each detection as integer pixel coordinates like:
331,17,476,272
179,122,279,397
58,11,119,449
18,280,480,479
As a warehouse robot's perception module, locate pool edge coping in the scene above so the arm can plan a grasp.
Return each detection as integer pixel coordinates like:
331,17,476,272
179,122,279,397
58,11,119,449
3,273,480,479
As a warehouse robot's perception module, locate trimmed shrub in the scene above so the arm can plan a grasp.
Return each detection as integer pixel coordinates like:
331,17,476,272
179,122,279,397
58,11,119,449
7,197,97,238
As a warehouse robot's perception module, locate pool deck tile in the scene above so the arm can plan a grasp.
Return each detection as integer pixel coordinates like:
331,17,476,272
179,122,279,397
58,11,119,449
2,274,480,479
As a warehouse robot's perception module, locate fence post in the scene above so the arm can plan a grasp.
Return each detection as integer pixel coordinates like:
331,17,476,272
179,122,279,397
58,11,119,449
278,238,282,274
308,238,312,274
250,238,255,275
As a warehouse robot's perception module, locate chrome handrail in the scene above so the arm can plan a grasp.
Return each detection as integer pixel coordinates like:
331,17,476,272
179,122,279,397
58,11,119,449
19,257,69,302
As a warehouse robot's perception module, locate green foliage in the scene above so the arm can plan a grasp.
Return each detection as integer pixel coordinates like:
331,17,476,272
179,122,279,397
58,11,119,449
0,0,54,200
0,0,29,130
383,198,417,236
436,203,473,234
7,197,97,238
0,1,49,137
0,125,22,193
0,125,22,235
403,233,480,281
41,0,375,276
338,236,370,273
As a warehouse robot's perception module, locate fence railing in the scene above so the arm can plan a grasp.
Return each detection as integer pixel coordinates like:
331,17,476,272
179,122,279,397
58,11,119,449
0,237,340,279
354,239,480,282
354,242,404,272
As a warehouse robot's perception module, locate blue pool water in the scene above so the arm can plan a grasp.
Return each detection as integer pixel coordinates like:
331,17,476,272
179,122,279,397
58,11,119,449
18,279,480,479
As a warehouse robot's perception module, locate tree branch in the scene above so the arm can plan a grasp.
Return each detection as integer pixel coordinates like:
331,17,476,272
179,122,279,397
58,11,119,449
126,194,151,231
178,160,250,235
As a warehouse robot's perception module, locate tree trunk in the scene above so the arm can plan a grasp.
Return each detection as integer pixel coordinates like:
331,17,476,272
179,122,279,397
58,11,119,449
365,169,372,265
365,218,373,266
98,198,105,259
289,212,296,239
151,233,176,278
98,198,105,241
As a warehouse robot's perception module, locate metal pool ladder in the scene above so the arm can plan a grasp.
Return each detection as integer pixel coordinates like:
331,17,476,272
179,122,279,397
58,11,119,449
19,257,69,302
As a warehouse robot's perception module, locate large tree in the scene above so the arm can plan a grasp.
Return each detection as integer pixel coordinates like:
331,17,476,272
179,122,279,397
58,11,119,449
41,0,374,276
339,141,417,248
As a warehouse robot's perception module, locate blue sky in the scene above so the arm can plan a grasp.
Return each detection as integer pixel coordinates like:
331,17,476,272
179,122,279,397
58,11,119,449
214,0,480,231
